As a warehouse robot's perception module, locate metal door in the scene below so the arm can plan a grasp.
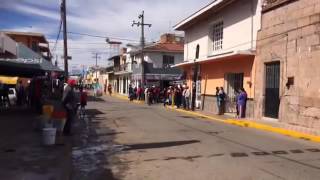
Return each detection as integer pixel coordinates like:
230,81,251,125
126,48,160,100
265,62,280,118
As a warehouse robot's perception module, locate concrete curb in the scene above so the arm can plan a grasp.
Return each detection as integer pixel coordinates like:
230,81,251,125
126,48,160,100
111,94,320,143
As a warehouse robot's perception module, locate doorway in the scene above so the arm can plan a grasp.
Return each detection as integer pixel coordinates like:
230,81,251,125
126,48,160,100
264,62,280,118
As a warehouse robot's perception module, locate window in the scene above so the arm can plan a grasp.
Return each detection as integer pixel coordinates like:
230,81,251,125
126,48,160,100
225,73,244,100
31,41,38,52
212,21,223,51
163,55,174,68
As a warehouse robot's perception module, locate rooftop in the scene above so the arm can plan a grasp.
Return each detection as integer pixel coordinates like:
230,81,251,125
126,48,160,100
143,43,184,53
2,31,48,43
174,0,235,31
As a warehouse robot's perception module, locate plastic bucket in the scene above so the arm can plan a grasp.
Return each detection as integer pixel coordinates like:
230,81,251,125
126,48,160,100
42,128,57,145
52,111,67,132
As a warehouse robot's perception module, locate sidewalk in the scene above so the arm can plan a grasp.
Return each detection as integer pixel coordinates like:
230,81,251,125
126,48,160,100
109,94,320,143
0,107,72,180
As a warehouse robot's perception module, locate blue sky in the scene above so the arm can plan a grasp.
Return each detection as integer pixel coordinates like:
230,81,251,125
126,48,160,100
0,0,212,70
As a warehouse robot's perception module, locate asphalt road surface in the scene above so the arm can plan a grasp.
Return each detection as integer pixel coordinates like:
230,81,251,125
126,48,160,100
72,95,320,180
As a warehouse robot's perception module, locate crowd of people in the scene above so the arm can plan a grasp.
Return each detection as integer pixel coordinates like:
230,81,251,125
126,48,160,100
126,84,192,110
125,84,248,118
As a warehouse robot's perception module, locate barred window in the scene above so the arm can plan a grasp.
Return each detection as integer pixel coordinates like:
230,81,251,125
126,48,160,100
212,21,223,51
163,55,174,68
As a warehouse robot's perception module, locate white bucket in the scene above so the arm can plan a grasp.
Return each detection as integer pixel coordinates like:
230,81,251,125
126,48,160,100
42,128,57,145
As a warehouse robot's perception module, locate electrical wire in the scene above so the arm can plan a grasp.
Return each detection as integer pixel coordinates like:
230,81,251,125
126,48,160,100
51,19,63,53
67,31,140,42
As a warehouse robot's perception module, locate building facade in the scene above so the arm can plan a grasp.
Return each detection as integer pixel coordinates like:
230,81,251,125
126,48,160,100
254,0,320,132
114,47,134,96
3,31,52,61
131,33,184,89
174,0,262,115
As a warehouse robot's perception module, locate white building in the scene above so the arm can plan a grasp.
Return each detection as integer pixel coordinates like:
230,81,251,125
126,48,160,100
173,0,262,116
131,33,184,88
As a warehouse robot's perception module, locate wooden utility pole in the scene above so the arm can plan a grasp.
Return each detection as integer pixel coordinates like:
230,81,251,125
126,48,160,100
132,11,151,86
61,0,68,80
92,52,101,80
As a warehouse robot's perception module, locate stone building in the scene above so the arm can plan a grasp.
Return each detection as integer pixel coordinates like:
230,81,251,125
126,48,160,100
254,0,320,133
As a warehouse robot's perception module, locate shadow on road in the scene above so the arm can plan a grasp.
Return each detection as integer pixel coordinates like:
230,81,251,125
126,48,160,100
87,96,106,102
123,140,200,151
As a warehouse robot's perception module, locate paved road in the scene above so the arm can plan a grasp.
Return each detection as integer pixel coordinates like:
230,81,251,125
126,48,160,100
72,95,320,180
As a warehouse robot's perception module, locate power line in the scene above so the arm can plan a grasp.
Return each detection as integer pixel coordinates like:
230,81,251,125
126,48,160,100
51,15,63,52
66,31,140,42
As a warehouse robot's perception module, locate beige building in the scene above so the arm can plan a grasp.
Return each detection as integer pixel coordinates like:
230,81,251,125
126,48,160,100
255,0,320,132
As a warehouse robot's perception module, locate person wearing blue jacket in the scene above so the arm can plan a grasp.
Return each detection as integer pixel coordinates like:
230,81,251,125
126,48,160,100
237,88,248,118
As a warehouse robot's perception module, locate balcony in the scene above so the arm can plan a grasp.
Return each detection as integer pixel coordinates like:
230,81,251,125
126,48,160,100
0,32,17,57
114,63,132,75
262,0,295,12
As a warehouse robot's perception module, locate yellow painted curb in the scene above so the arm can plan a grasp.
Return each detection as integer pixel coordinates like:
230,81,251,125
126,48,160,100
225,119,320,143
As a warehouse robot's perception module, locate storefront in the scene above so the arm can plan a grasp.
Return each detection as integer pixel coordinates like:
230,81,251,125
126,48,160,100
175,51,256,117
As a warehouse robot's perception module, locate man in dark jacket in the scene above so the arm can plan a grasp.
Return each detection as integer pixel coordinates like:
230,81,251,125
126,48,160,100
62,79,77,135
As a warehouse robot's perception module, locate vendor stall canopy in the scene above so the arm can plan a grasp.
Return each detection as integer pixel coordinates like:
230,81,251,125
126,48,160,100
0,76,18,85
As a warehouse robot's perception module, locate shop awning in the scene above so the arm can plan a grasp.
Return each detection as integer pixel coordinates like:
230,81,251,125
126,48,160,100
132,74,182,81
172,50,255,68
0,58,63,77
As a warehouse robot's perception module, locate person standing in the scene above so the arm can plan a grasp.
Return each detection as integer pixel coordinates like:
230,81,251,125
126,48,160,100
62,79,77,135
182,85,186,109
108,84,112,96
128,85,134,101
167,87,172,105
215,87,220,115
238,88,248,118
137,85,142,101
235,89,240,118
185,86,191,110
144,86,149,105
218,87,226,115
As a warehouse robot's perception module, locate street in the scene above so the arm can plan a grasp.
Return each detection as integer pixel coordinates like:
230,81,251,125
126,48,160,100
72,95,320,180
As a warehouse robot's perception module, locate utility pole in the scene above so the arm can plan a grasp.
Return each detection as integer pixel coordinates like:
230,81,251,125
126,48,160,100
132,11,151,87
92,52,101,80
61,0,68,81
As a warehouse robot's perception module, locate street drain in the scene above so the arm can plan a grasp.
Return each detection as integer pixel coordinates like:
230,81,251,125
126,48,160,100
306,148,320,152
252,152,270,156
272,151,288,155
290,149,304,154
231,153,248,157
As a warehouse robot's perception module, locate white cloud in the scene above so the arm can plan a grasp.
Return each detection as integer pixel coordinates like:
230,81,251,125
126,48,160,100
2,0,213,66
